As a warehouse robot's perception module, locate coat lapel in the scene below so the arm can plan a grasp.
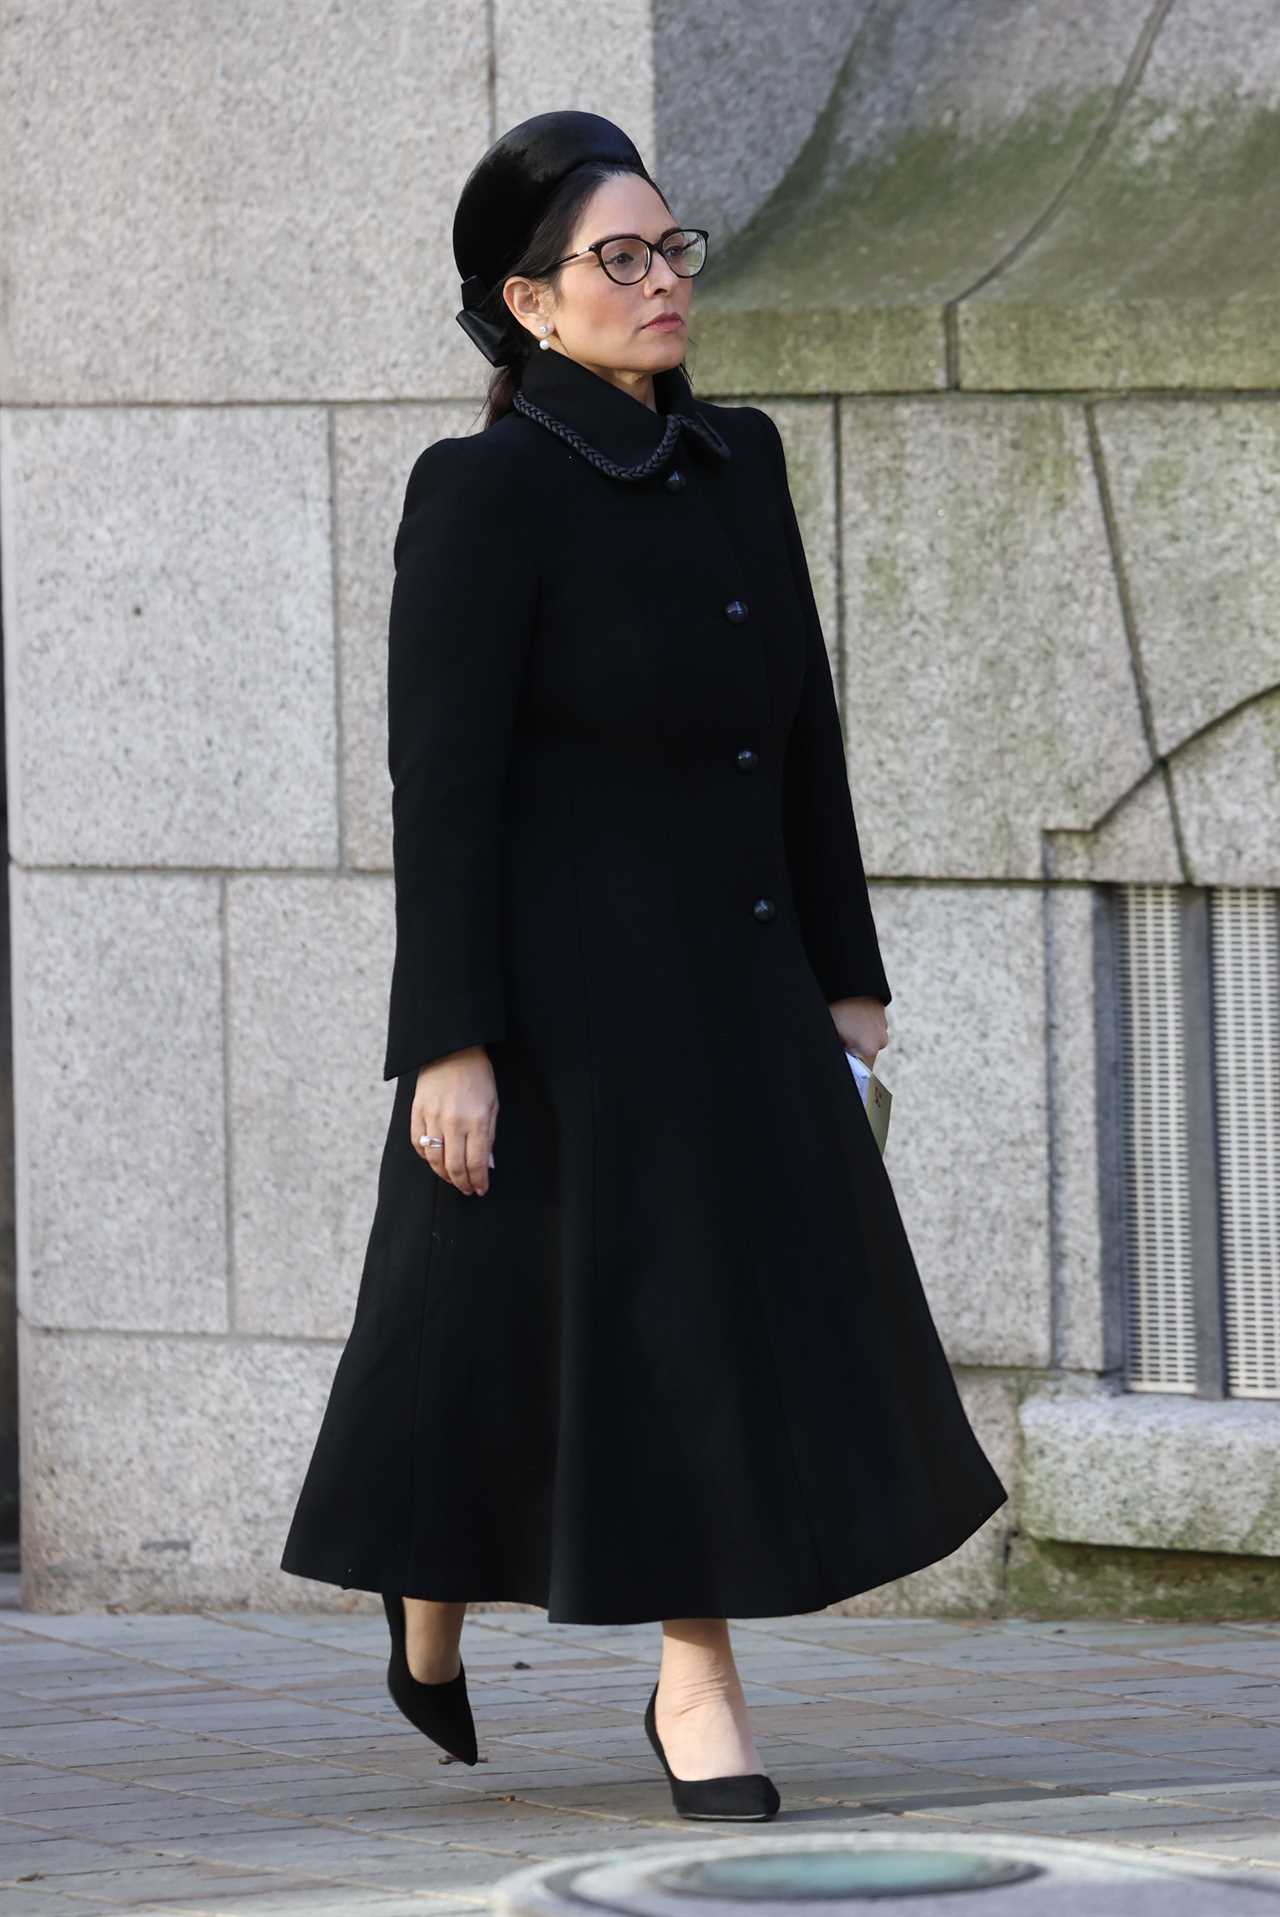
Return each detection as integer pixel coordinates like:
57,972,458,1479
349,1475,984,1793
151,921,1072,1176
513,348,732,481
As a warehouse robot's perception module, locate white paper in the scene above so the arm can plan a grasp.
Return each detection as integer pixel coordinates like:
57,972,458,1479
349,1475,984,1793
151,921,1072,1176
844,1048,871,1108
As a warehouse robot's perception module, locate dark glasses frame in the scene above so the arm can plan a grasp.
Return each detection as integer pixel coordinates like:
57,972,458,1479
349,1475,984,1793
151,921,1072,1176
549,227,709,286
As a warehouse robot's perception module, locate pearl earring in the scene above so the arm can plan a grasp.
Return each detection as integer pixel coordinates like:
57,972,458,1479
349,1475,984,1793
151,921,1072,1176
538,323,552,351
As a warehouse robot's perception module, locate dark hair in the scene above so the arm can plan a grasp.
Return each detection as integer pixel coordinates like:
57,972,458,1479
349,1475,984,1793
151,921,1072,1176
470,161,695,430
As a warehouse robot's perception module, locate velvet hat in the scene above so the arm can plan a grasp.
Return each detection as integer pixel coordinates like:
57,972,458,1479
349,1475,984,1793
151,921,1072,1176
453,110,650,365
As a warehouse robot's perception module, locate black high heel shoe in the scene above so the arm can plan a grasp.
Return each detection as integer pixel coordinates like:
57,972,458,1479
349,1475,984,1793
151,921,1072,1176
644,1680,780,1821
381,1592,478,1765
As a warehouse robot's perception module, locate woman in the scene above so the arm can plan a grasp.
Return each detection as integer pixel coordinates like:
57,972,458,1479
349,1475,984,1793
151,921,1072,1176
280,110,1008,1823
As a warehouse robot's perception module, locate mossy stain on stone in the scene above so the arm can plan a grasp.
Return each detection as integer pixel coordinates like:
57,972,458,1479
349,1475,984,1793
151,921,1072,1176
710,86,1114,309
1009,1534,1280,1620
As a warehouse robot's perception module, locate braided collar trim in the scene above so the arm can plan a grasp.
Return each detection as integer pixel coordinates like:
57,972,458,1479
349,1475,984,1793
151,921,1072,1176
511,389,731,480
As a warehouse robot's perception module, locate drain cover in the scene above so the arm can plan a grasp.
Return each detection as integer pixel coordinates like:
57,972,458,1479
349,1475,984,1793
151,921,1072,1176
649,1848,1041,1900
493,1831,1277,1917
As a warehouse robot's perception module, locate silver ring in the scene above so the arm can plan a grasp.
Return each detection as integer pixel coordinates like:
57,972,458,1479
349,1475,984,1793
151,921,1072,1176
419,1134,443,1149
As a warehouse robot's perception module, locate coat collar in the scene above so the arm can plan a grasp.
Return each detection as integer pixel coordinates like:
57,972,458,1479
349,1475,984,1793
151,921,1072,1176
512,347,731,481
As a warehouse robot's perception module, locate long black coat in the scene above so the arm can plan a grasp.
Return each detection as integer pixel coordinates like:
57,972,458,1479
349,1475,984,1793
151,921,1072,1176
280,346,1008,1623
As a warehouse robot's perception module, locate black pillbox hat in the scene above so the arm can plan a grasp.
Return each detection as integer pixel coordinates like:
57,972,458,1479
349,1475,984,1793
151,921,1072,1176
452,110,648,364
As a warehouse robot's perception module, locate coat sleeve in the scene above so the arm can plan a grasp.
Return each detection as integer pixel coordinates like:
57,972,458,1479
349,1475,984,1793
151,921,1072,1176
755,408,892,1009
381,435,539,1082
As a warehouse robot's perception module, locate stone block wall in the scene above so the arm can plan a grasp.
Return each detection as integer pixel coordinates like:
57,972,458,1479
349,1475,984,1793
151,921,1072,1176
2,0,1277,1613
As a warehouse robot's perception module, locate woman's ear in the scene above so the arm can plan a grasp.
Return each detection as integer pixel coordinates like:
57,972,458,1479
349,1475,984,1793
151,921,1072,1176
502,275,546,340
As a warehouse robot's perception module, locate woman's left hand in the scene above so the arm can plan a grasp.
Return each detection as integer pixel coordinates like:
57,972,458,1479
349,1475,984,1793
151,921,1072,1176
828,996,889,1068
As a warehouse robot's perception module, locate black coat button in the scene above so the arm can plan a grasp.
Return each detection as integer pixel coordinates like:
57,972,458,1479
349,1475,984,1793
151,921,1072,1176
752,897,776,921
664,468,686,491
735,747,758,772
724,598,749,622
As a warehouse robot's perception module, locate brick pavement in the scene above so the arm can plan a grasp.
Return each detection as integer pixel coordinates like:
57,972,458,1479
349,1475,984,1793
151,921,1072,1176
1,1575,1278,1913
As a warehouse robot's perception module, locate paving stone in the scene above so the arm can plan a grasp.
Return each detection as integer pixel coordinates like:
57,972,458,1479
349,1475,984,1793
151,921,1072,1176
940,1797,1247,1832
0,1611,1277,1905
0,1833,129,1874
1137,1784,1280,1815
1164,1826,1280,1859
0,1890,109,1917
39,1861,338,1898
0,1784,141,1813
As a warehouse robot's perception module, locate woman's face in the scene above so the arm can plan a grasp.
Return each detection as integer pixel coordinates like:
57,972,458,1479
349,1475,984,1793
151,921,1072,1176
507,175,694,385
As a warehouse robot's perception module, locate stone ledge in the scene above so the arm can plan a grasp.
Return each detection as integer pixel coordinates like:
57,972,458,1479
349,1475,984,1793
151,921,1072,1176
694,296,1280,397
1020,1388,1280,1559
1008,1531,1280,1620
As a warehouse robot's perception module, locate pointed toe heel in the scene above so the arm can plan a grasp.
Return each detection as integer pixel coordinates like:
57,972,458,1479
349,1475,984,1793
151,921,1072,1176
381,1591,478,1766
644,1680,780,1821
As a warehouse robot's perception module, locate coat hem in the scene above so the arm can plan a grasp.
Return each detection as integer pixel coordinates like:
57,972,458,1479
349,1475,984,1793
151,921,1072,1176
277,1481,1008,1626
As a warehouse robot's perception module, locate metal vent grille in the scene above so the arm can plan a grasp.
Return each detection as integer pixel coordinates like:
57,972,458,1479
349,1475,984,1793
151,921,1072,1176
1212,889,1280,1398
1116,885,1196,1391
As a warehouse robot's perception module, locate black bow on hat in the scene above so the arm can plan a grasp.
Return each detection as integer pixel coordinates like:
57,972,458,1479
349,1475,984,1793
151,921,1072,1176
453,110,650,365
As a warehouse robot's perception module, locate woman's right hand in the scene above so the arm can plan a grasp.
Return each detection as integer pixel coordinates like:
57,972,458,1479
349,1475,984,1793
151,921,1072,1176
410,1046,497,1196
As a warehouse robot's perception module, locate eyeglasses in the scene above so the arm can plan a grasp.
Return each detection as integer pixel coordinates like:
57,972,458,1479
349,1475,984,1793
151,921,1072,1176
550,227,709,286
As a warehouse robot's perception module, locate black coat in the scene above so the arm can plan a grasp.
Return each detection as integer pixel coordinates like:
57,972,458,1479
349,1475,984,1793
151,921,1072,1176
280,346,1008,1623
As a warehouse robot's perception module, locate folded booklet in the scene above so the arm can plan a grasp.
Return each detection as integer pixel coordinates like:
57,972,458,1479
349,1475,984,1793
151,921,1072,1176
844,1050,892,1154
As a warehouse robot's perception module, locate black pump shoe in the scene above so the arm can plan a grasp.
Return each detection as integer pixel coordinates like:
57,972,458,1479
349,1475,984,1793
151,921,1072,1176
381,1592,478,1765
644,1680,780,1821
